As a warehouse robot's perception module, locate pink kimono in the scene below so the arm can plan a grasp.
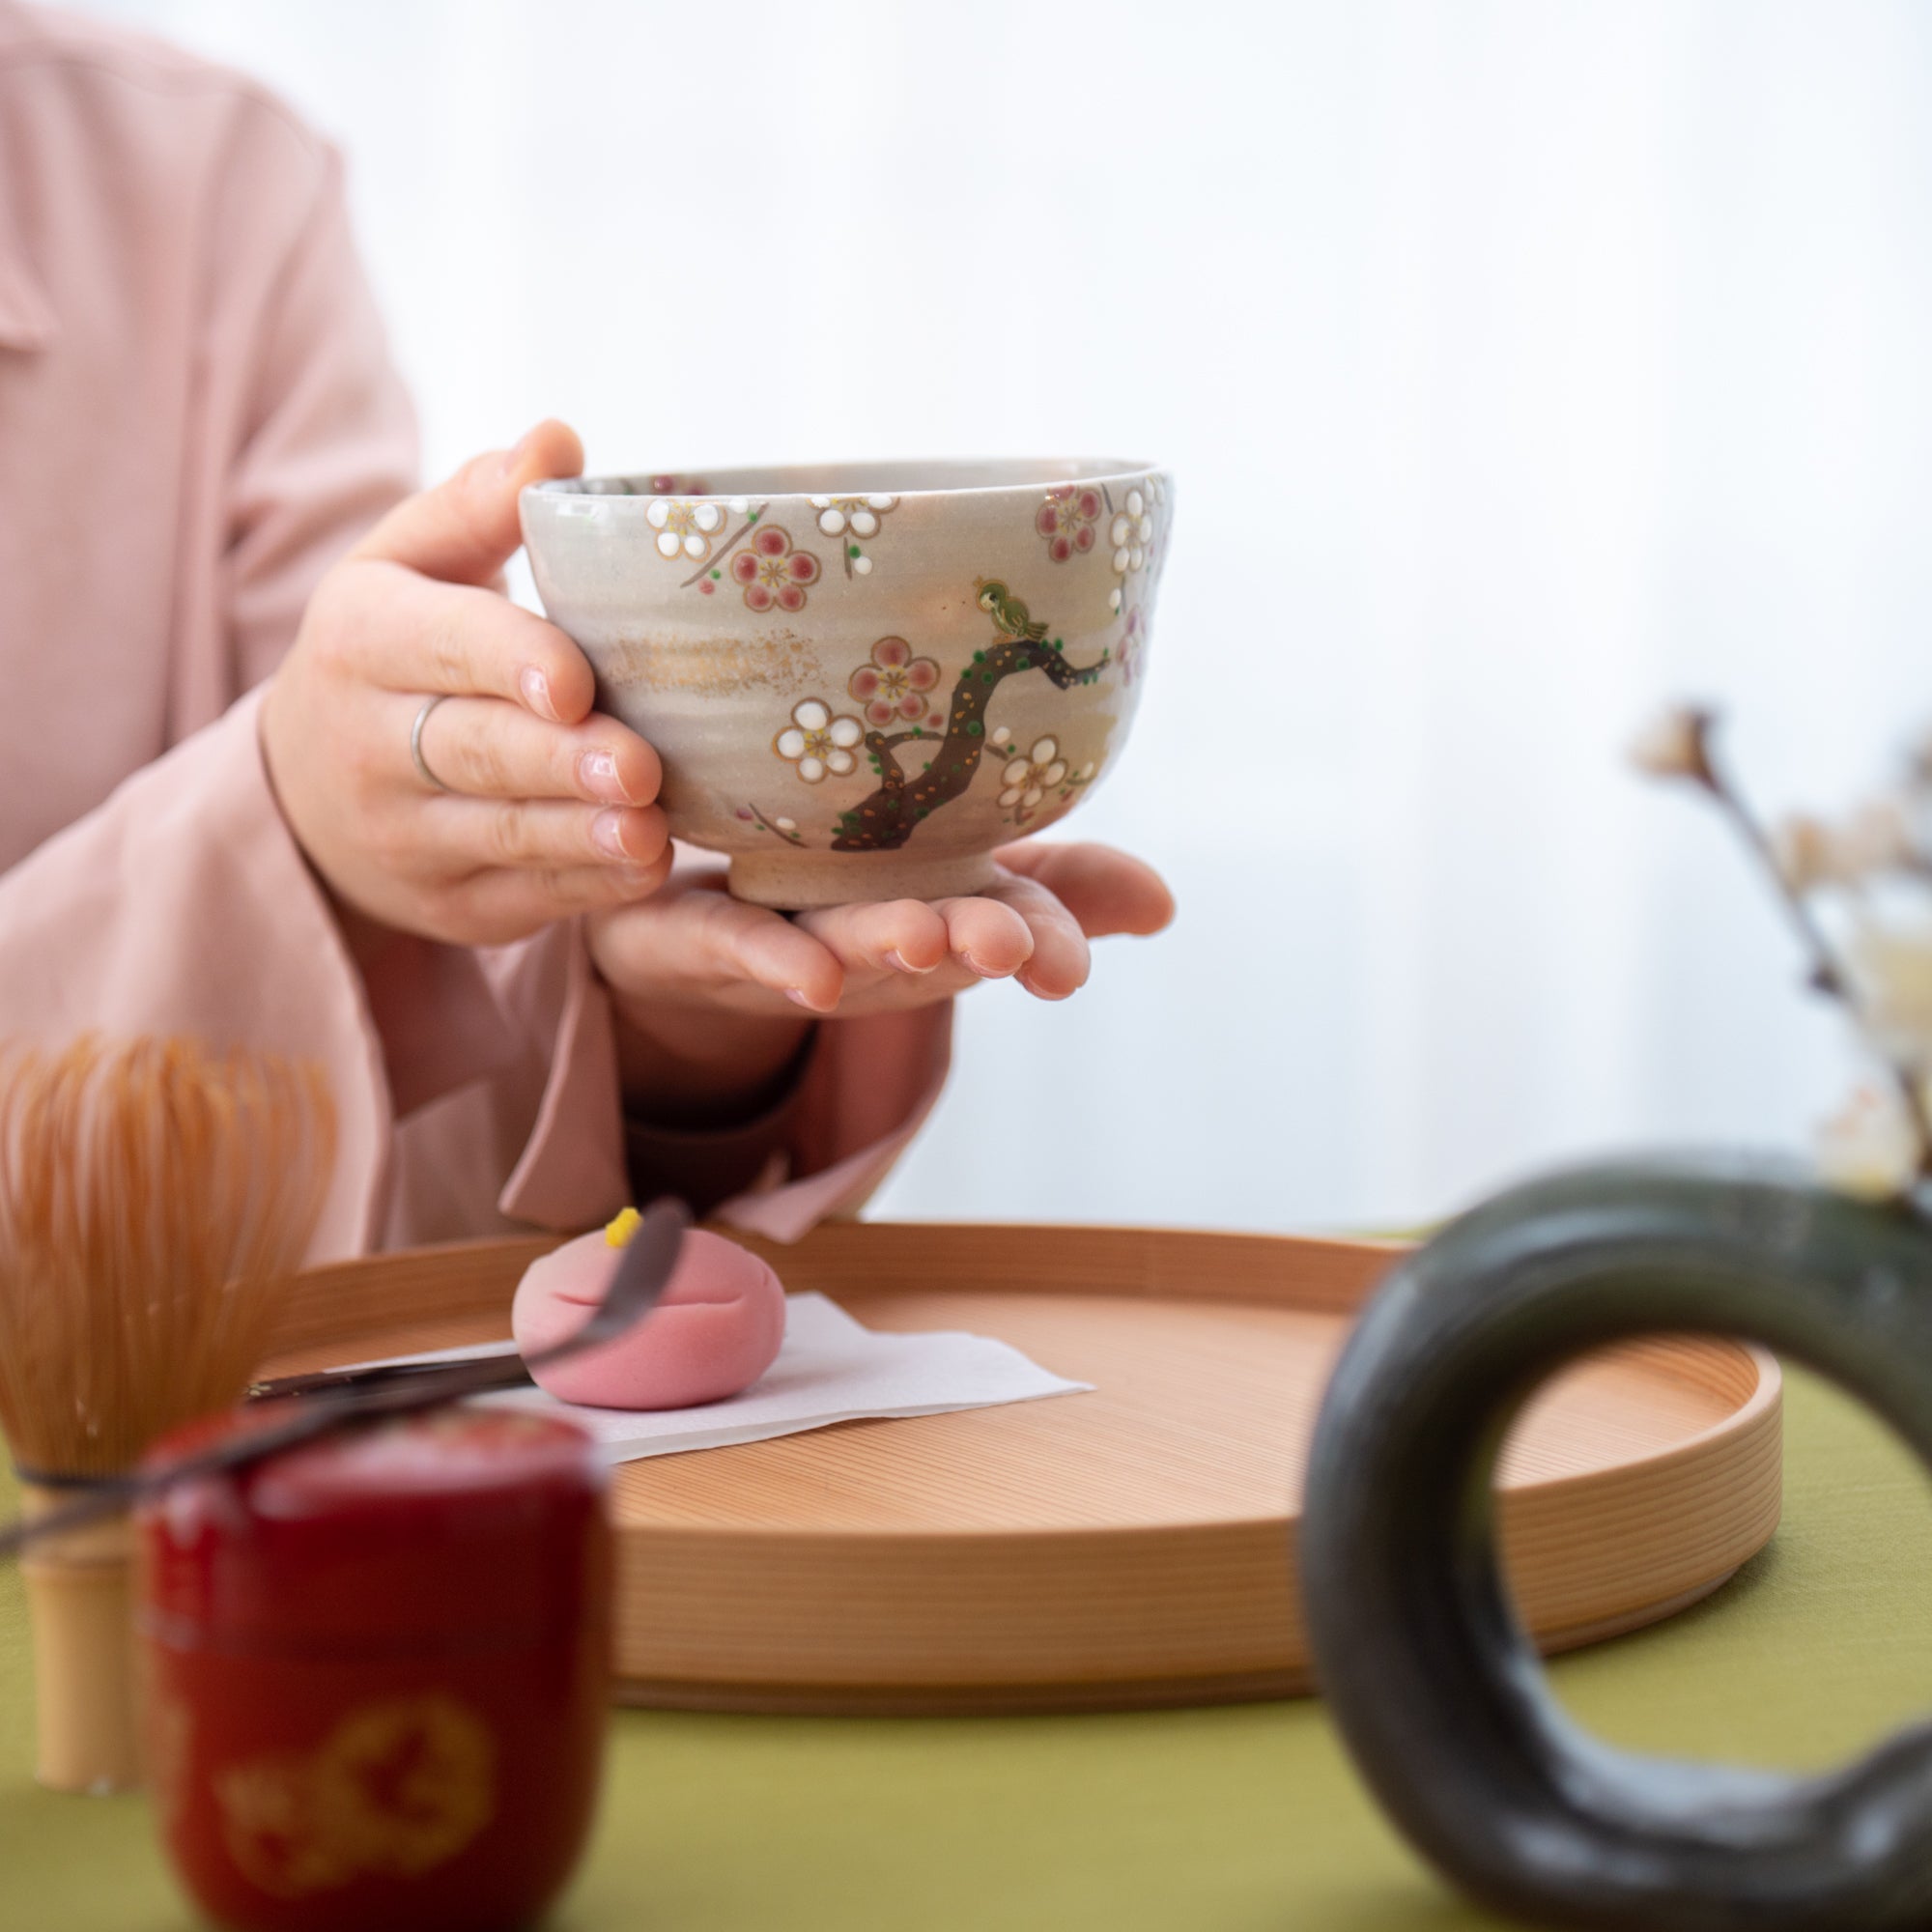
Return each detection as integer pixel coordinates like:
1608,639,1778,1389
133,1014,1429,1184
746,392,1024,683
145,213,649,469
0,2,948,1259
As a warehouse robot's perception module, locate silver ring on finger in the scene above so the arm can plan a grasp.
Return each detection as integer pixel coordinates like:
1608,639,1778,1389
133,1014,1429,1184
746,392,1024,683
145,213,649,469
411,694,453,793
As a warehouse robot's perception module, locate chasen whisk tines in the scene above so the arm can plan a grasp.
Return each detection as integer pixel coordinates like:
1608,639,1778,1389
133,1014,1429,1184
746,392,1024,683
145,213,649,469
0,1035,335,1792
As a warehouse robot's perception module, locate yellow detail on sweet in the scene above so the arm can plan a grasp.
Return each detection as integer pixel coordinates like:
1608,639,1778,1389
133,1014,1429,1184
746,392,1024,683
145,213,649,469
605,1207,642,1249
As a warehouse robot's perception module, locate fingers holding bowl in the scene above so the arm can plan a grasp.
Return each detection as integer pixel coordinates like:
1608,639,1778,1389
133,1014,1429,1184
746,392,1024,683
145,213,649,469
445,847,676,948
792,898,952,981
336,563,599,725
993,840,1177,939
966,873,1090,1000
409,693,661,809
792,885,1094,1002
352,417,585,589
923,893,1038,985
594,869,851,1016
420,794,669,876
831,847,1169,1003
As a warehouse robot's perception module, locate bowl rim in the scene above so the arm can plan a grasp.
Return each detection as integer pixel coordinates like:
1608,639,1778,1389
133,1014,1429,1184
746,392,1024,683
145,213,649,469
524,456,1168,507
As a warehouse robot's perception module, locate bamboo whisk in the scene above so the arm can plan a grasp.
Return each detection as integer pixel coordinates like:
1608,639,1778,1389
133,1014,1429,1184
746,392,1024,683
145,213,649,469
0,1036,335,1793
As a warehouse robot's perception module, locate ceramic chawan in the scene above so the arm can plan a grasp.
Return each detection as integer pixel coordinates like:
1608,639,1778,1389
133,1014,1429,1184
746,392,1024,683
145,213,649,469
520,459,1171,908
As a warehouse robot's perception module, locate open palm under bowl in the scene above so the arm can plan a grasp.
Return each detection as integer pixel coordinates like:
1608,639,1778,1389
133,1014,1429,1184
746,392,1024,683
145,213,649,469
521,458,1171,907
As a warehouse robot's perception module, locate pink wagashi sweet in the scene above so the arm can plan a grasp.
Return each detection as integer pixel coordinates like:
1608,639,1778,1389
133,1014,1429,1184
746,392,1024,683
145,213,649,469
513,1212,786,1410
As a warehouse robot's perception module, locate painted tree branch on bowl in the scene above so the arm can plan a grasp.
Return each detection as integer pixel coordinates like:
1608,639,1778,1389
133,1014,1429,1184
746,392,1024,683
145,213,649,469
834,594,1109,856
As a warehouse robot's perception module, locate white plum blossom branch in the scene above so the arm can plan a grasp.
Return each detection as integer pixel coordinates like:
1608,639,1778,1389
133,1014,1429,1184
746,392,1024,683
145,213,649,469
1631,703,1932,1188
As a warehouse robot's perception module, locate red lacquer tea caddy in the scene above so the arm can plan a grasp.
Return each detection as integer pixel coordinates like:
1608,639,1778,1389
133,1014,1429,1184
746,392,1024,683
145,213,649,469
136,1407,611,1932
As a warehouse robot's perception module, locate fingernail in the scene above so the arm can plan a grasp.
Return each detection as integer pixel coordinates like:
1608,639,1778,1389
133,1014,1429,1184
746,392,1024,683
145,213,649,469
1017,969,1074,1002
957,950,1010,980
785,987,833,1013
521,667,558,721
497,426,537,478
592,809,631,860
885,949,935,975
580,749,630,803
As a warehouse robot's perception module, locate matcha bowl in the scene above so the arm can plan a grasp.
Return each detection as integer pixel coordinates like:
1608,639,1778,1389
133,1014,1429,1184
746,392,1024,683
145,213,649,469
521,459,1170,908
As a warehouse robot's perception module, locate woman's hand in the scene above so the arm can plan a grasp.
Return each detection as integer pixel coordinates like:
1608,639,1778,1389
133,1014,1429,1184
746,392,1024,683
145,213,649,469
261,421,671,952
590,840,1175,1121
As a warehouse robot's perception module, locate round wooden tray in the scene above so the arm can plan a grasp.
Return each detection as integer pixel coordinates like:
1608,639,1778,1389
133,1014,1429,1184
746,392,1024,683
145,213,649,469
261,1223,1781,1716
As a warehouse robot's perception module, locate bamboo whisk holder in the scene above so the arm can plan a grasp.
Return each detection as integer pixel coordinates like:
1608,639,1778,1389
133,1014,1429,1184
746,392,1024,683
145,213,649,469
20,1484,142,1793
0,1037,336,1798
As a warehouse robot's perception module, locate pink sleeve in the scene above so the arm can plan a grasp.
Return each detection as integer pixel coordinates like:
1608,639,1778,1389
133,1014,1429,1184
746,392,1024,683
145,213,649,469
604,1005,954,1242
718,1005,952,1240
0,100,422,1259
450,949,953,1246
0,690,388,1258
176,133,417,721
0,686,951,1258
0,79,946,1257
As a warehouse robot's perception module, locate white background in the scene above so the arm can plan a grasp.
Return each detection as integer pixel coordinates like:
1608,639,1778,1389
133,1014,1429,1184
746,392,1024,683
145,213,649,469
61,0,1932,1232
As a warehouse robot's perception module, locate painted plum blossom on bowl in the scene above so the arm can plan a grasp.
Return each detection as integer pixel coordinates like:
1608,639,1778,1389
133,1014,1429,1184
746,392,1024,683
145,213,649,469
1036,485,1103,563
848,637,944,729
989,725,1099,828
1106,483,1156,613
773,700,865,782
810,495,897,577
644,497,726,562
731,526,821,613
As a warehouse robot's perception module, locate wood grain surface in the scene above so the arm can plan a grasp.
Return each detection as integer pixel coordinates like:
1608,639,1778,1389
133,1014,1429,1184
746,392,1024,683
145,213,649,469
263,1222,1781,1714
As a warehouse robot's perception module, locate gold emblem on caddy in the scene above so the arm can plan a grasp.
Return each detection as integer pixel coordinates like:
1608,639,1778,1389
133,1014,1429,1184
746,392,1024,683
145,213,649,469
214,1693,496,1898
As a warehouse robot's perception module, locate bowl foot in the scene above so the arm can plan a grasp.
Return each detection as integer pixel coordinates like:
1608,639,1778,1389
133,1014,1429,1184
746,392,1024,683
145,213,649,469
727,849,1000,909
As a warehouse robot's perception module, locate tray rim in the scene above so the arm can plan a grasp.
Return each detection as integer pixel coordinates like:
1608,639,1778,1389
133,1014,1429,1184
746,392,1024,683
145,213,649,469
262,1220,1783,1710
268,1221,1781,1520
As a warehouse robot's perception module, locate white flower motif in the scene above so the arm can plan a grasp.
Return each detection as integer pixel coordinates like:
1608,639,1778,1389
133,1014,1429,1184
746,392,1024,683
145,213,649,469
990,725,1014,749
775,815,797,834
774,699,865,783
1110,488,1153,573
1107,486,1156,611
810,495,898,539
644,497,726,561
998,735,1069,811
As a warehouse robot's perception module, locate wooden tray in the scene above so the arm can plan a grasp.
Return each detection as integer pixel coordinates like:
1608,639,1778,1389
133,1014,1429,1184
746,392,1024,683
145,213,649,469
260,1223,1781,1716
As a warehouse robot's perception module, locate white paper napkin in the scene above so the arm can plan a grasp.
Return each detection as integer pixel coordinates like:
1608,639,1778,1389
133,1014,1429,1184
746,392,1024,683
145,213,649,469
335,1293,1092,1463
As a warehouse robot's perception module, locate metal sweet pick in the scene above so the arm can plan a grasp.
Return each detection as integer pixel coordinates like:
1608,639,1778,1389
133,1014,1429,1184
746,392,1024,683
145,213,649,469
0,1196,692,1559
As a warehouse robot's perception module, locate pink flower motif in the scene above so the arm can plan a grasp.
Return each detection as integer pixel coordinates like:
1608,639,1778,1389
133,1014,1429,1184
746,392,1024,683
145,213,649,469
847,635,942,726
1035,486,1102,563
730,526,821,612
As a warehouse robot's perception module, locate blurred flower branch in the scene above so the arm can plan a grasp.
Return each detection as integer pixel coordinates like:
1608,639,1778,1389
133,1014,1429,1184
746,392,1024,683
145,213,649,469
1632,705,1932,1201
